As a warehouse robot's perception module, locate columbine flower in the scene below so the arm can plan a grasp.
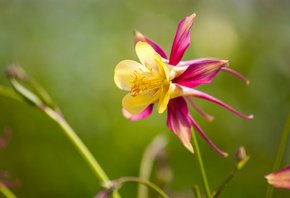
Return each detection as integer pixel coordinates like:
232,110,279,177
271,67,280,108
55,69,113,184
114,13,253,155
265,166,290,189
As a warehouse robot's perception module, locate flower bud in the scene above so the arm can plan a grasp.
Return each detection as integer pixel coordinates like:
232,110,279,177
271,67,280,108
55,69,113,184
234,146,250,170
234,146,247,164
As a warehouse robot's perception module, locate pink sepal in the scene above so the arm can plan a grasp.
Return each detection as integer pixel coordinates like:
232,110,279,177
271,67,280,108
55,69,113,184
122,104,153,121
134,30,168,59
169,13,196,66
265,166,290,189
167,97,194,153
173,58,228,88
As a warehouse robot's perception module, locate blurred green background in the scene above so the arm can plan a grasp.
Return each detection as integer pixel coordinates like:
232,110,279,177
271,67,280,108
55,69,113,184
0,0,290,197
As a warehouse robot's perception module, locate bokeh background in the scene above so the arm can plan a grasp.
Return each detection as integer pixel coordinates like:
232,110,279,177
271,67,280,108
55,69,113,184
0,0,290,197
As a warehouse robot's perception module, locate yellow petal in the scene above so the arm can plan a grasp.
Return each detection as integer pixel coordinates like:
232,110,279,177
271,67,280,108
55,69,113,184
154,53,170,80
157,82,171,114
122,91,159,115
114,60,149,91
135,42,160,75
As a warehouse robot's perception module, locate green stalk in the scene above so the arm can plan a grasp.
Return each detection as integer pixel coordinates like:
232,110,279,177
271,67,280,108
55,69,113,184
0,86,24,102
191,129,211,198
104,177,169,198
137,135,167,198
265,112,290,198
0,186,17,198
43,108,111,183
4,78,121,198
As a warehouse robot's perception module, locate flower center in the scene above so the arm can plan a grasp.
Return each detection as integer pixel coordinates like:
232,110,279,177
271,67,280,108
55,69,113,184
130,67,166,97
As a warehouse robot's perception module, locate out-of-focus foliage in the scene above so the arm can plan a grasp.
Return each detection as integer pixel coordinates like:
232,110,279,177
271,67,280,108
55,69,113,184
0,0,289,197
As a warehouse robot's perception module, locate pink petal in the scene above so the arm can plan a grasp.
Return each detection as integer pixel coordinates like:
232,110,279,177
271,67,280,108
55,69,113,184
169,13,196,66
174,86,254,120
173,58,229,88
122,104,153,121
221,67,250,85
177,58,217,66
134,30,168,59
166,97,194,153
265,166,290,189
189,115,228,156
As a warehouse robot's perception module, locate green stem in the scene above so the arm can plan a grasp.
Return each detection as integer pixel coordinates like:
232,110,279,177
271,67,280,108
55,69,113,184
106,177,169,198
4,79,121,198
192,185,201,198
265,112,290,198
40,107,121,198
191,129,211,198
210,168,236,198
0,186,17,198
138,135,167,198
43,108,110,181
0,86,25,102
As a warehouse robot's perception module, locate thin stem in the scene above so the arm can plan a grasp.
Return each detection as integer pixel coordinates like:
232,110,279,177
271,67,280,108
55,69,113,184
4,78,121,198
192,185,201,198
106,177,169,198
210,168,236,198
0,86,24,102
43,107,121,198
191,129,211,198
0,186,17,198
138,135,167,198
265,112,290,198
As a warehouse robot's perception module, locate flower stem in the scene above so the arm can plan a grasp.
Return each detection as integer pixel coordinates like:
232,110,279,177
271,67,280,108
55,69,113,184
265,112,290,198
0,186,17,198
104,177,169,198
138,135,167,198
42,107,121,198
191,129,211,198
3,75,121,198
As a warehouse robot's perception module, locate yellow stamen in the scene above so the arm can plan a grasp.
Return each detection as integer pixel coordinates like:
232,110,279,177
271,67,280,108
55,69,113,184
130,67,167,97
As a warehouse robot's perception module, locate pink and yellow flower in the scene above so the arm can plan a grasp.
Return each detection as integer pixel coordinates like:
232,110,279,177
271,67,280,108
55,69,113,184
114,13,253,155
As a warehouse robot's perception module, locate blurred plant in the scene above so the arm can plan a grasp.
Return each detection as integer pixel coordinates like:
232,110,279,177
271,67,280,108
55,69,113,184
0,127,12,152
1,65,121,198
0,127,20,198
138,134,171,198
1,65,170,198
94,134,170,198
99,177,169,198
266,112,290,198
210,146,250,198
265,166,290,189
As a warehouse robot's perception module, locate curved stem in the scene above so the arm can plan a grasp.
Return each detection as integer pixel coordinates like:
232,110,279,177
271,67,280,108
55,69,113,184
4,78,121,198
138,135,167,198
0,86,25,102
265,112,290,198
191,129,211,198
106,177,169,198
44,108,110,181
41,107,121,198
